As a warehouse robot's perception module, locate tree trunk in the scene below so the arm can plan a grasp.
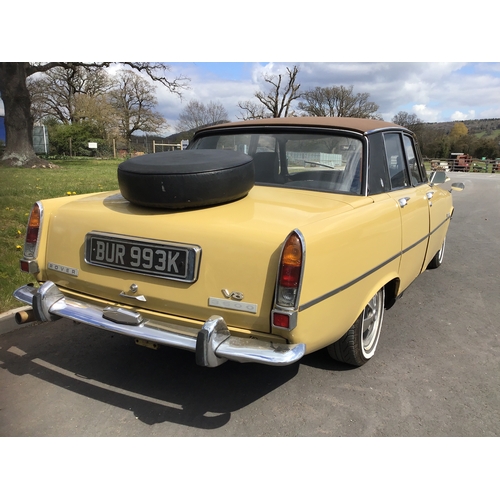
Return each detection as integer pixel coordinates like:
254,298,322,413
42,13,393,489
0,62,51,167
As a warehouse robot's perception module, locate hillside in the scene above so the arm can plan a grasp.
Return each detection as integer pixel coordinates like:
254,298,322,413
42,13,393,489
424,118,500,137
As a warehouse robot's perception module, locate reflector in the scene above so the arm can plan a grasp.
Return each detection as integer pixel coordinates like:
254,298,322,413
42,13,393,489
273,312,290,329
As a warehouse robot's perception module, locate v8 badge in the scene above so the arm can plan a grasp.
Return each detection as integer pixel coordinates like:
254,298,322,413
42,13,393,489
221,289,244,301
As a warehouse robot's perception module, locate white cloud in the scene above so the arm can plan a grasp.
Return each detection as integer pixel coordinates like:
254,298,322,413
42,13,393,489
154,61,500,132
412,104,441,123
451,110,476,121
451,111,468,121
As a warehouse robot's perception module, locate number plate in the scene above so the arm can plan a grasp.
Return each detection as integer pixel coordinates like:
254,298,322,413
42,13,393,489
84,232,201,282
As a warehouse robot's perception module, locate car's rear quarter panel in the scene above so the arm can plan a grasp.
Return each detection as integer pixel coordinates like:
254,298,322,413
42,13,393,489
280,193,403,352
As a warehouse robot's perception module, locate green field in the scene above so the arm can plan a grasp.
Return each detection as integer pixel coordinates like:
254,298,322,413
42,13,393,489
0,158,121,313
473,129,500,140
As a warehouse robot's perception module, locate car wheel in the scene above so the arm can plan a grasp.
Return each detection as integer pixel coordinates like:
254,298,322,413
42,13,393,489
427,238,446,269
327,288,385,367
118,149,254,209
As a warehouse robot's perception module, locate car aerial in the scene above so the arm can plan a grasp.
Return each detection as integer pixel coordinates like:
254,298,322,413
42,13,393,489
13,117,465,368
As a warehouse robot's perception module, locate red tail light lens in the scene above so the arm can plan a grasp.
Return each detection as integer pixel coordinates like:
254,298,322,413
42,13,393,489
26,203,41,245
275,231,304,309
23,202,42,259
279,233,302,288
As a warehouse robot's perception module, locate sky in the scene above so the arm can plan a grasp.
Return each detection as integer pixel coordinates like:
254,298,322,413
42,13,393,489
2,62,500,134
149,62,500,134
3,2,499,136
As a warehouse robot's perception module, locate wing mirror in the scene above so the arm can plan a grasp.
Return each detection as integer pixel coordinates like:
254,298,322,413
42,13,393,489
450,182,465,192
429,171,465,192
429,171,449,185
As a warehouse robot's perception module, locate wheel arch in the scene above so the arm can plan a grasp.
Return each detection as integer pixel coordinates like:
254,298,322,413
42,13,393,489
383,277,401,310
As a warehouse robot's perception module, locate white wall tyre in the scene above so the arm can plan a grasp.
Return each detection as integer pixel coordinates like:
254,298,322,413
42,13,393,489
327,288,385,367
427,238,446,269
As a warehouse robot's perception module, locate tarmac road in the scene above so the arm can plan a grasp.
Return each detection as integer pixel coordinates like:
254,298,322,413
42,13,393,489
1,172,499,437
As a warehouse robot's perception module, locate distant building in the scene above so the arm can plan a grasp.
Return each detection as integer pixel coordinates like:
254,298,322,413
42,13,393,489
0,117,49,154
0,116,5,143
33,125,49,154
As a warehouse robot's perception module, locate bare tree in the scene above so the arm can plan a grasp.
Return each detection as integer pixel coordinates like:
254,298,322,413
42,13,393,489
238,65,301,120
0,62,189,167
236,100,268,120
177,99,229,131
28,66,113,125
392,111,423,130
109,70,167,143
298,85,381,119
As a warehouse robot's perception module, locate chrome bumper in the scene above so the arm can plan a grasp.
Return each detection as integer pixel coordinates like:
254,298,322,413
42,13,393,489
13,282,305,368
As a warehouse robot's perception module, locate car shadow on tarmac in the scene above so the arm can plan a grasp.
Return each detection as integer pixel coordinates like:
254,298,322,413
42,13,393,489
1,319,339,430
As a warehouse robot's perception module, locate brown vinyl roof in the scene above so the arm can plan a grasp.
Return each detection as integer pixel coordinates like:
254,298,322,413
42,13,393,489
200,116,406,134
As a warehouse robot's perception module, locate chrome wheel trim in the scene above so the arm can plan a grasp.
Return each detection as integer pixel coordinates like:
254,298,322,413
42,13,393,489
436,238,446,265
361,289,385,358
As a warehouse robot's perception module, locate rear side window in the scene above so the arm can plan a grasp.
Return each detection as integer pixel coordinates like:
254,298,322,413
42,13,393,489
384,133,410,190
403,135,426,185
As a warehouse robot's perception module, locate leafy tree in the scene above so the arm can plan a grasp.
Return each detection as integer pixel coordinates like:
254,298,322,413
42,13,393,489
48,121,107,156
436,135,451,159
473,137,500,159
298,85,381,119
0,62,189,168
238,65,301,120
177,99,229,131
108,69,167,143
449,122,468,140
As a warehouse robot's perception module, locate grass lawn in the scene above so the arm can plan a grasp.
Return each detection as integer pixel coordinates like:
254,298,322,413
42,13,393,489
0,158,121,313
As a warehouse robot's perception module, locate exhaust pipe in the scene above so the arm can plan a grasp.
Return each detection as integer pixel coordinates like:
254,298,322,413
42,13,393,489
15,308,36,325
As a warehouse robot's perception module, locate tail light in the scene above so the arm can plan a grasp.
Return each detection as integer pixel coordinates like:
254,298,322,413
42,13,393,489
20,202,43,273
272,230,305,330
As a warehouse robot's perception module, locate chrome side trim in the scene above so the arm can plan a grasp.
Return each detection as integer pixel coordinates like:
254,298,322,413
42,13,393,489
300,214,452,311
299,251,401,312
13,282,305,368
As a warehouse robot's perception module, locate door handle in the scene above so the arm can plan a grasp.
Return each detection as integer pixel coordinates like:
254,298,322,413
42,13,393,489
426,191,435,200
398,197,410,208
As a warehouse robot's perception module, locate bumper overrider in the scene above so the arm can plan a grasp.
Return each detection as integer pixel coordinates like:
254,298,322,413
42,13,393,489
13,281,306,368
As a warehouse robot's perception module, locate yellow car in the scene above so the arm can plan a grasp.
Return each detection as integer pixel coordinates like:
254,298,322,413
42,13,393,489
13,117,464,368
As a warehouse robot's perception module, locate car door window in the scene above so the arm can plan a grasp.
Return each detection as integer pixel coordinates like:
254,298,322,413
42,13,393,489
384,133,410,190
403,135,424,185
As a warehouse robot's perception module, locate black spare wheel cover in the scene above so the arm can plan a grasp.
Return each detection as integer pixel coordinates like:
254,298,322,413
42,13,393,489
118,149,255,209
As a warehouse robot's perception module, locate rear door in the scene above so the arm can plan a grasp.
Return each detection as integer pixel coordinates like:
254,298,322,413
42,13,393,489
383,132,430,291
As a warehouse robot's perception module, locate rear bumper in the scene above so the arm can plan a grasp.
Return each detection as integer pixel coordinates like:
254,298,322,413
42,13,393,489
13,282,305,368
